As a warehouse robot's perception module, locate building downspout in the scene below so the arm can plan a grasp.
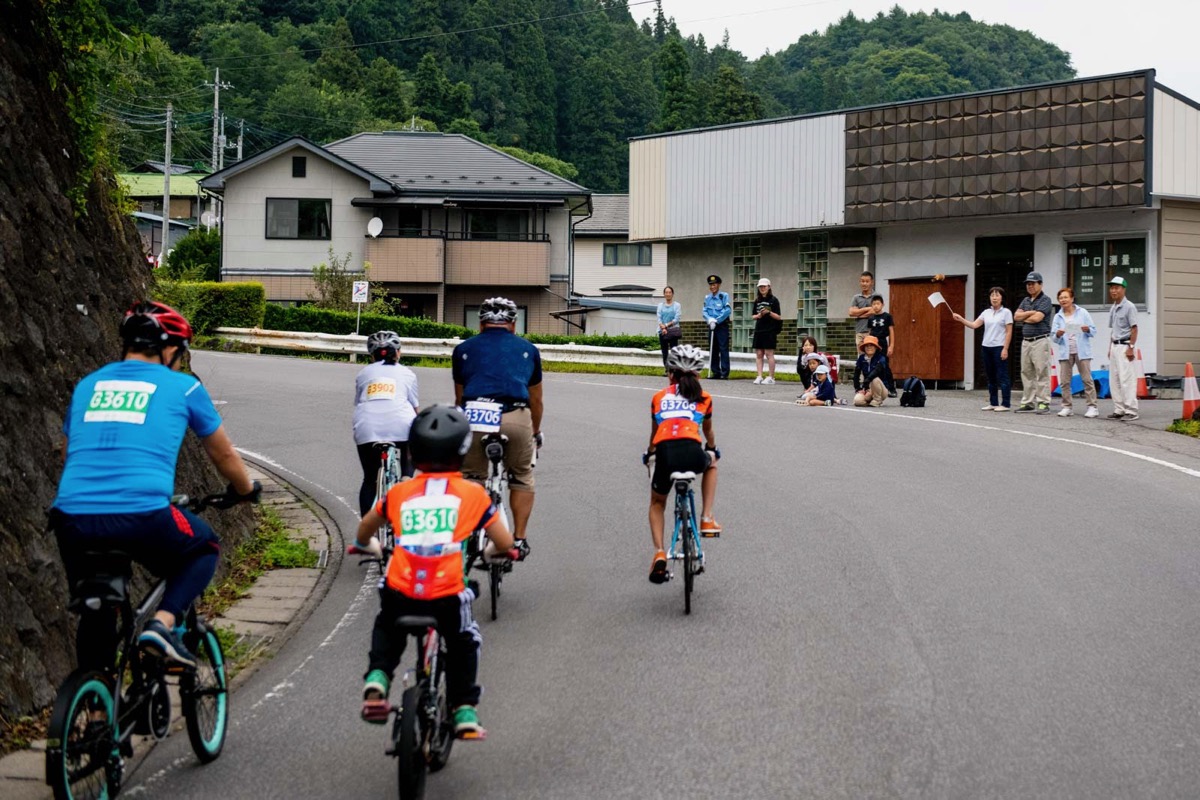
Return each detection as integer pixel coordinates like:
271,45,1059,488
566,196,593,333
829,246,871,274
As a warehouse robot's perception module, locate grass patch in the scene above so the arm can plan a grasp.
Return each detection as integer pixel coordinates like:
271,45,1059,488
1167,419,1200,437
212,625,255,667
0,708,51,757
198,505,318,618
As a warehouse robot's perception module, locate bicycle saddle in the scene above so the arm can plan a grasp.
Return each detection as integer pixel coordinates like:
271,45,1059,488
394,615,439,631
68,552,133,611
669,471,697,481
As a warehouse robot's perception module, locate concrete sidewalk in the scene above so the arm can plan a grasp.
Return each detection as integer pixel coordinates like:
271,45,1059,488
0,465,332,799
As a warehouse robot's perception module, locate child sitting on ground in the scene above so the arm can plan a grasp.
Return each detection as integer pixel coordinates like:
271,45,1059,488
354,405,513,739
798,363,841,405
853,335,889,407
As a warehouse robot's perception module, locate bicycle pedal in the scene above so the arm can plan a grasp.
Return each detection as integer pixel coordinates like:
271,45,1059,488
701,531,721,538
456,729,487,741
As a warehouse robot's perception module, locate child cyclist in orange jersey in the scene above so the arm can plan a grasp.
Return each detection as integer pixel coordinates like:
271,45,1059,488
644,344,721,585
354,405,513,738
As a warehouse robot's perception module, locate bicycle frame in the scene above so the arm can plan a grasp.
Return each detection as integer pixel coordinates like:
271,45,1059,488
666,480,704,569
375,444,403,548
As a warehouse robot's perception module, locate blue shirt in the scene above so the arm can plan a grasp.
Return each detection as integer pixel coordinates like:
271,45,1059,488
451,328,543,405
55,361,225,514
702,291,731,325
657,301,681,327
813,378,836,402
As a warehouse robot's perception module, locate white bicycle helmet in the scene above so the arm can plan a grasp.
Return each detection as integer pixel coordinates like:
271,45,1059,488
667,344,708,374
479,297,518,324
366,330,402,359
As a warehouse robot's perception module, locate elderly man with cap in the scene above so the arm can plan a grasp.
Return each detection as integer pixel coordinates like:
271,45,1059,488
1013,271,1054,413
751,277,782,384
1106,276,1140,421
702,274,732,379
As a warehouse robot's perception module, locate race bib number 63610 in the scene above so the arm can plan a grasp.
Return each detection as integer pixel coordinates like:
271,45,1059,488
84,380,157,425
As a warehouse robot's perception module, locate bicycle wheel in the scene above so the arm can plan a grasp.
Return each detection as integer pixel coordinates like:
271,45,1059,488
489,563,501,621
181,627,228,763
427,648,455,772
394,685,427,800
46,670,120,800
682,520,695,615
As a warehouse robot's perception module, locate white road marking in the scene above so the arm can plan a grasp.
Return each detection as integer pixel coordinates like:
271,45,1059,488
235,447,358,515
568,378,1200,480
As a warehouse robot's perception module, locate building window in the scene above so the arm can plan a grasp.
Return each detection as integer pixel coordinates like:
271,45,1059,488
1067,236,1146,307
266,198,331,240
292,156,306,178
603,243,652,266
730,238,762,352
468,210,529,241
796,233,830,348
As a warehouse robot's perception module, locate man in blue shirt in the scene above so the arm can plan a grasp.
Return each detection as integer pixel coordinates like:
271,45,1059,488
452,297,543,559
702,274,732,379
52,302,260,672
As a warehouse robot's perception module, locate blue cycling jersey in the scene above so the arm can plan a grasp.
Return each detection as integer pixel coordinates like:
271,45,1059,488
451,328,542,404
54,361,224,514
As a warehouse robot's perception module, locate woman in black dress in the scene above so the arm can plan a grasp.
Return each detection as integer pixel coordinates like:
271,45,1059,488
752,278,782,384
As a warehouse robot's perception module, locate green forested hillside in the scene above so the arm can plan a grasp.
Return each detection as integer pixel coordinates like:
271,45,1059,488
99,1,1074,191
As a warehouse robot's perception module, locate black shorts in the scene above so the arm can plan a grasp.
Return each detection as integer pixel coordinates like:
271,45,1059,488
752,330,779,350
650,439,710,496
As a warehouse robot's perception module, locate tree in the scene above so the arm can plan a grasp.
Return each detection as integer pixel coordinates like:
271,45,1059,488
312,18,365,93
308,249,357,310
363,58,413,122
655,36,695,132
161,229,221,281
708,65,763,125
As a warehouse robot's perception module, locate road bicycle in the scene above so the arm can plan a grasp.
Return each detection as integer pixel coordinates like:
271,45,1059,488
349,543,461,800
372,442,406,548
466,432,520,621
45,491,243,800
665,471,706,615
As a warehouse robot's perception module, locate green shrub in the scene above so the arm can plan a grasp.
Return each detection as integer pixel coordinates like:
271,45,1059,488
525,333,658,350
154,281,266,334
263,305,475,339
161,229,221,281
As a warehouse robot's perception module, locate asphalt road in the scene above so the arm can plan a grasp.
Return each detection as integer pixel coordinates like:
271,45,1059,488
124,351,1200,799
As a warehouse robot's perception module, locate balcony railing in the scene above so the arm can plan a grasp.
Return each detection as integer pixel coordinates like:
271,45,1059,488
364,236,444,282
445,239,550,286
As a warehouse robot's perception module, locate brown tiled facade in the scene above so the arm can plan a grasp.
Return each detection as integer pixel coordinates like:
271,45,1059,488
365,237,444,282
845,75,1150,224
445,240,551,286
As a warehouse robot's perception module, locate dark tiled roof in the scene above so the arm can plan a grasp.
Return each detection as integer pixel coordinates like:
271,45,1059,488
575,194,628,234
326,132,589,196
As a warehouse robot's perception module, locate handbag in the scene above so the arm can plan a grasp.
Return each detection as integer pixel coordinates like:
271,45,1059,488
661,323,682,341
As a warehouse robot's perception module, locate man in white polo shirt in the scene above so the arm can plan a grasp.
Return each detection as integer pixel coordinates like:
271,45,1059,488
1106,276,1139,421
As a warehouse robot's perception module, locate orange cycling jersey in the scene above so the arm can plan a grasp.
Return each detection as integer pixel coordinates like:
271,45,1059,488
377,472,498,600
650,386,713,446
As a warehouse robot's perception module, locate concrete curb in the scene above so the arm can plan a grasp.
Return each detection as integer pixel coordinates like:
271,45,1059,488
0,462,340,799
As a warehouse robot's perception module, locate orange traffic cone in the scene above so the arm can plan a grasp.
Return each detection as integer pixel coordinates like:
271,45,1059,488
1183,362,1200,420
1049,359,1059,397
1135,348,1153,399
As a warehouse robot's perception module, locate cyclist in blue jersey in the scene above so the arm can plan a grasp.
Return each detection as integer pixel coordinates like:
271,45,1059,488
51,301,260,671
451,297,542,560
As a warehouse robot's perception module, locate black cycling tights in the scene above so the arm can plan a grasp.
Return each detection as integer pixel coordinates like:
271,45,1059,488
357,442,413,516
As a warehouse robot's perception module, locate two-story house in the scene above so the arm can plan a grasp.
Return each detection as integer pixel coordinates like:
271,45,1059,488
198,132,592,334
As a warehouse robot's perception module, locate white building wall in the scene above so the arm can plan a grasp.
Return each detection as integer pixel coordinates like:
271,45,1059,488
572,238,668,296
629,138,667,241
547,206,570,278
221,145,373,273
875,208,1160,386
1153,88,1200,200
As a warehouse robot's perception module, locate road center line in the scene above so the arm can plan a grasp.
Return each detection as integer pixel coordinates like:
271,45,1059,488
566,378,1200,480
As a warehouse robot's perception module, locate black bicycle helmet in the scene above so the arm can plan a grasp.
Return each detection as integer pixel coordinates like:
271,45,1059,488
409,405,473,472
366,330,402,361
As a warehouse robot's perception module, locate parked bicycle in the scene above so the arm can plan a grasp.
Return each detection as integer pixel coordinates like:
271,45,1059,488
45,492,235,800
348,542,463,800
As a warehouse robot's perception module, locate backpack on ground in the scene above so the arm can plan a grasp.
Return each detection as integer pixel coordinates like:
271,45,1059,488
899,376,926,408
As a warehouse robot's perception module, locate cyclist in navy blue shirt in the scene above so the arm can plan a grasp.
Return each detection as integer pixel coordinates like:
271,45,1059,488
52,302,260,671
451,297,543,560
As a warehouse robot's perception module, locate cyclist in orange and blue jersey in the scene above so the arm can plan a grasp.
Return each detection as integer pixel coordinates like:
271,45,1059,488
354,405,513,738
644,344,721,585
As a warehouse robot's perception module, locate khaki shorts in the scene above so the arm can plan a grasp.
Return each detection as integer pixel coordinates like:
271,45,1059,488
462,408,535,492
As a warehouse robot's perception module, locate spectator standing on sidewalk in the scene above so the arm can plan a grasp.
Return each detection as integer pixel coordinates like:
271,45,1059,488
1106,276,1140,421
702,275,732,379
951,286,1013,412
751,278,782,384
848,272,875,350
1013,272,1053,414
656,286,682,374
1051,287,1098,418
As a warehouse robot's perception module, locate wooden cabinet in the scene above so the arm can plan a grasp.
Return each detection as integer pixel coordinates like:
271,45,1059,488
887,276,966,382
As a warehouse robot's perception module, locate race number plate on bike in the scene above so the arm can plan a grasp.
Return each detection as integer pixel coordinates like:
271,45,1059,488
464,401,503,433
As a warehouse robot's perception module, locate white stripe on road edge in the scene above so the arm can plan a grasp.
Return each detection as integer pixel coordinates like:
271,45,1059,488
567,379,1200,481
236,447,359,516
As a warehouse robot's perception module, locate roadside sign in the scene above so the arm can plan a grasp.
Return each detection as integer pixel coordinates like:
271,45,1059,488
352,281,369,304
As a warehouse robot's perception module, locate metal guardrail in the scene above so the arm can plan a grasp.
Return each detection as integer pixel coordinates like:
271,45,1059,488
213,327,780,372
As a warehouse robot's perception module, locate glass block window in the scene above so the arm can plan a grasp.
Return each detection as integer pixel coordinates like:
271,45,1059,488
730,238,761,352
797,233,830,348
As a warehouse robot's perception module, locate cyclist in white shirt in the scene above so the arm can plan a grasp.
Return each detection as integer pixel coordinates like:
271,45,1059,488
353,331,419,515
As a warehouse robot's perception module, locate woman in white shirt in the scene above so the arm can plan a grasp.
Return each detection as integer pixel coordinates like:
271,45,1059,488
353,331,419,515
952,286,1014,411
1051,287,1098,418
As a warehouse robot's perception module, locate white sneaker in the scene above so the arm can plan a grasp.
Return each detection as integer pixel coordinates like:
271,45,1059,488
752,376,763,385
1057,407,1073,417
980,405,994,411
1084,406,1099,418
993,406,1011,412
763,377,775,385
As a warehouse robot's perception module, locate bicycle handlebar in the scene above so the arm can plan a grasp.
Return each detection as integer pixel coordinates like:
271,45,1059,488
171,481,262,513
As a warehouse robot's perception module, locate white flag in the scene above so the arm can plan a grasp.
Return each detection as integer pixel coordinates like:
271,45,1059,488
927,291,946,309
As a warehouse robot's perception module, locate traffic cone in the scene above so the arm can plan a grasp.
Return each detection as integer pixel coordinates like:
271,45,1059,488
1183,362,1200,420
1135,348,1153,399
1049,359,1059,396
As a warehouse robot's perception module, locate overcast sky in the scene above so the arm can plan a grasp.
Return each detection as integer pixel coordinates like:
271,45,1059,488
655,0,1200,101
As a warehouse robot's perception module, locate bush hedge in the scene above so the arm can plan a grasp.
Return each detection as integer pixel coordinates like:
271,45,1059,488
525,333,658,350
154,281,266,334
263,305,476,340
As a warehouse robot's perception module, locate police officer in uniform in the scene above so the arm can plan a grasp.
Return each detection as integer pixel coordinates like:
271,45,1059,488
702,274,732,379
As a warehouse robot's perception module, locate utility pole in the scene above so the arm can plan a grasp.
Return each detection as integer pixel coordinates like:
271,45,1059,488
204,68,232,234
237,119,244,162
218,112,226,171
161,102,172,268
